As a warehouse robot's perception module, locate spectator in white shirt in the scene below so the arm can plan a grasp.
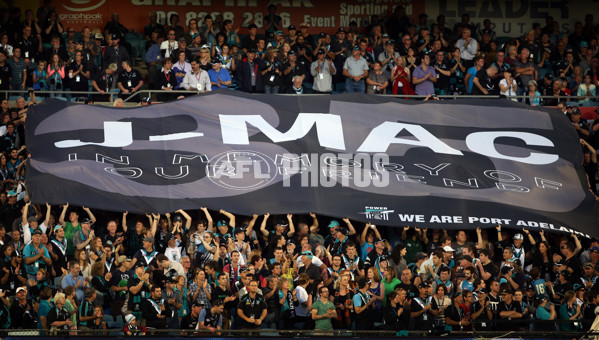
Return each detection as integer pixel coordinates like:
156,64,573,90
181,58,211,92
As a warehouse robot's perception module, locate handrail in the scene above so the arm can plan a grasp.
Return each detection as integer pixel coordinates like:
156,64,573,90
3,89,599,104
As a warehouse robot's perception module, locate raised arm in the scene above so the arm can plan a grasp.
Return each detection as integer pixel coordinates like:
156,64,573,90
245,214,259,237
220,209,236,228
523,228,536,246
83,206,96,225
260,213,270,237
58,203,69,226
343,218,356,235
43,203,52,228
286,214,295,238
122,211,129,233
200,207,213,232
176,209,192,231
309,212,319,232
476,227,484,249
360,223,370,246
150,213,159,237
496,224,502,242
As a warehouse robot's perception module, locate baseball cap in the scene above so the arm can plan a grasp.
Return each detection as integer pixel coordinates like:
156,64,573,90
277,219,289,227
173,215,183,223
317,48,325,54
81,217,92,224
536,295,547,302
499,286,513,295
513,233,524,240
545,72,554,80
274,30,283,36
141,97,151,104
178,37,186,43
374,238,385,244
288,50,296,56
415,252,427,261
94,33,103,40
116,255,127,264
337,227,349,236
54,225,63,232
382,33,390,38
353,45,360,51
192,300,204,308
143,236,154,243
319,32,326,38
191,33,200,39
32,229,42,236
211,58,221,64
75,40,84,45
301,251,313,258
590,246,599,253
573,283,585,291
328,220,340,229
16,287,27,294
111,34,120,40
7,191,16,197
288,25,296,30
584,262,594,269
337,27,345,33
419,281,431,288
443,245,455,252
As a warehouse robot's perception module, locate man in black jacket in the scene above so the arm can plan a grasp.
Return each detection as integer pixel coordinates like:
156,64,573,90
237,50,264,93
141,285,168,330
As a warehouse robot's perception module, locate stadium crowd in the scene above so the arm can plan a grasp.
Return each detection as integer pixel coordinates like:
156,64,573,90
0,1,596,336
0,3,596,102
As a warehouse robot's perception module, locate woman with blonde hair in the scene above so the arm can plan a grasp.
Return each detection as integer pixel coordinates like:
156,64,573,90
89,237,104,263
276,276,295,329
367,266,385,323
391,55,414,95
333,269,354,329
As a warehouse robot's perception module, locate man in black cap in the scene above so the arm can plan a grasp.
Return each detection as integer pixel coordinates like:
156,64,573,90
411,281,433,330
102,33,130,71
282,49,305,92
237,49,264,93
162,276,182,328
140,96,151,106
330,28,353,86
353,277,376,330
310,47,336,94
127,262,151,320
497,284,522,322
365,237,388,271
445,291,468,331
1,249,26,296
180,300,203,331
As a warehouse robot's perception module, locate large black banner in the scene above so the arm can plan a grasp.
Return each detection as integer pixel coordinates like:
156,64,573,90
26,93,599,238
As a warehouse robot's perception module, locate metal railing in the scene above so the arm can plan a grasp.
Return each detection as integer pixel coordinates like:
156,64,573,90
5,318,598,338
3,89,599,105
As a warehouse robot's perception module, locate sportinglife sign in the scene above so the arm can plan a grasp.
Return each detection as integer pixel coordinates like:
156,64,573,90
26,93,598,238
